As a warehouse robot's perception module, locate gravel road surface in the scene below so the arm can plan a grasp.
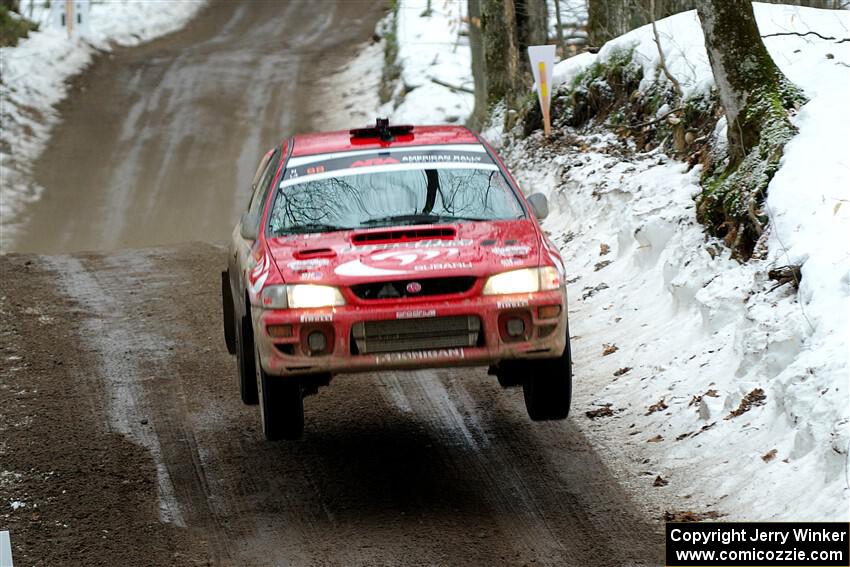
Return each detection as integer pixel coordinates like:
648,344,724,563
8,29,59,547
14,0,384,254
1,246,663,566
2,1,664,565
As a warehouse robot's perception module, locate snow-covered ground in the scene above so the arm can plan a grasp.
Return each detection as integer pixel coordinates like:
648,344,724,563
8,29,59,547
495,4,849,520
321,0,474,129
0,0,206,251
341,0,849,521
379,0,474,125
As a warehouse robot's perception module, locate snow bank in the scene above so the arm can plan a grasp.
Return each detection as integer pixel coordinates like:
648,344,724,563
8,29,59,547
380,0,474,125
553,3,850,98
0,0,206,251
504,4,849,520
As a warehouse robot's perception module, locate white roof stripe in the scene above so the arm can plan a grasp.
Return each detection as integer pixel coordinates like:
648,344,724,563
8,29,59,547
286,144,487,167
279,162,499,188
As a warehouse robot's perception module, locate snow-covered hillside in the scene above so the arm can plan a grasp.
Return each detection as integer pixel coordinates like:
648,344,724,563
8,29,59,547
0,0,206,250
350,0,848,521
496,4,849,520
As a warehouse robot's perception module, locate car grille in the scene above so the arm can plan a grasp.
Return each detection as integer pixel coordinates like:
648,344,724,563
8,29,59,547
350,277,476,300
351,316,481,354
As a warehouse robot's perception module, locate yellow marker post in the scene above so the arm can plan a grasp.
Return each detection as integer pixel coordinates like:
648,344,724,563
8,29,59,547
528,45,557,139
538,61,551,138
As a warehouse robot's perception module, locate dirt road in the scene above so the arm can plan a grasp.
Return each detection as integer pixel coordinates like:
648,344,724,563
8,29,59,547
2,1,663,565
13,0,384,254
1,246,663,566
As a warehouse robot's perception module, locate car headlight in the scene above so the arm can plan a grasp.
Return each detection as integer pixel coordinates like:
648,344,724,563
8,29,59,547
482,267,561,295
261,285,345,308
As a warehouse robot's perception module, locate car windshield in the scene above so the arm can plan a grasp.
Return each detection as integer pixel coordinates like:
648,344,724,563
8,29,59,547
268,165,525,235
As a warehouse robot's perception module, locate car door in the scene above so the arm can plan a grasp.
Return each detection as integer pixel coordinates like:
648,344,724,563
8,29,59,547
229,147,281,317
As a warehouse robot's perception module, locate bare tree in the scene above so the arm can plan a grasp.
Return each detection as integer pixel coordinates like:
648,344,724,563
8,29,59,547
468,0,489,129
481,0,521,106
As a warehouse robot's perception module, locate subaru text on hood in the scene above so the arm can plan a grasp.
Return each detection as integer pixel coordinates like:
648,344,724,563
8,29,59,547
222,119,572,440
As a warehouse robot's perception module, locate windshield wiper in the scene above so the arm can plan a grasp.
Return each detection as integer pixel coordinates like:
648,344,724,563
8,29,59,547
360,214,487,227
277,223,353,235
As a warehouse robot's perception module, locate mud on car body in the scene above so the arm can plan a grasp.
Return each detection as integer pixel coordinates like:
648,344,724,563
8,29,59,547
222,120,572,440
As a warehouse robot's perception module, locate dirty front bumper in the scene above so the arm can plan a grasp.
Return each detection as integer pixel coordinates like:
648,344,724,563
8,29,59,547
252,290,568,377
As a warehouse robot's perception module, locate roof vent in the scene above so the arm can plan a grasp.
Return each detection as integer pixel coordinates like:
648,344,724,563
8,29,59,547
350,118,414,142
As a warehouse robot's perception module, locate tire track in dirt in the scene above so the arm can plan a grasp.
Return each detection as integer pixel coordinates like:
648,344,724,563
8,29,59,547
4,244,665,565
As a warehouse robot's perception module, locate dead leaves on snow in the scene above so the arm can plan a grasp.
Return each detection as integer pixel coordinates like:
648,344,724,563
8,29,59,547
762,449,778,462
585,404,615,419
602,343,618,356
725,388,767,420
646,398,668,415
581,282,609,299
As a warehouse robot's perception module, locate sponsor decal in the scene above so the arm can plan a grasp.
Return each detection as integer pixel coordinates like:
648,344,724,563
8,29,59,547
248,253,271,297
375,348,465,364
396,309,436,319
497,299,529,309
288,258,330,270
349,239,473,253
300,313,333,323
299,271,323,281
351,157,400,167
371,248,457,265
399,153,484,164
335,259,406,277
500,258,524,267
492,245,530,257
334,247,467,277
413,262,473,272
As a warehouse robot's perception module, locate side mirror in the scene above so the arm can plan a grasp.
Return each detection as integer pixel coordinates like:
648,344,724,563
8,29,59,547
239,213,260,241
527,193,549,220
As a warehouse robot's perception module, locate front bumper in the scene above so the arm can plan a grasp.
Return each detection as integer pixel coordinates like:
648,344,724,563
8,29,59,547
252,290,567,377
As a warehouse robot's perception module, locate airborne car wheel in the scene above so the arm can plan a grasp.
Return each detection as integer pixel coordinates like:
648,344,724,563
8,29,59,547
522,333,572,421
255,348,304,441
235,314,259,405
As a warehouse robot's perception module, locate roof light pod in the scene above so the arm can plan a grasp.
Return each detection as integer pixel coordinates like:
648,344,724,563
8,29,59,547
350,118,414,142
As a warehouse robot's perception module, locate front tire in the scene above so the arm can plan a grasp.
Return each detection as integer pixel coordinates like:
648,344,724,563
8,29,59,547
235,314,259,405
522,336,572,421
255,348,304,441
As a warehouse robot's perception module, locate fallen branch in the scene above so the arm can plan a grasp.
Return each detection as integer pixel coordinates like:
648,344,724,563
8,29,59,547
650,0,683,99
761,30,850,43
430,78,474,94
617,106,684,131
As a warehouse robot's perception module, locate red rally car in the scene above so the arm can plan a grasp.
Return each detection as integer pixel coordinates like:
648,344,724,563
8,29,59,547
222,119,572,440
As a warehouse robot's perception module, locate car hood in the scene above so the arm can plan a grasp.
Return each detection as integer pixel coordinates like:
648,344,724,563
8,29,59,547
266,219,541,285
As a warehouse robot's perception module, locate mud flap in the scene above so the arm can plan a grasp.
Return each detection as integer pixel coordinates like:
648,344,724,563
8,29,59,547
221,270,236,354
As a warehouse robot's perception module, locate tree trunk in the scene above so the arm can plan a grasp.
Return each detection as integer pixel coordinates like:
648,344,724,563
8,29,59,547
694,0,806,259
515,0,549,78
696,0,799,163
467,0,489,129
481,0,520,107
587,0,632,47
